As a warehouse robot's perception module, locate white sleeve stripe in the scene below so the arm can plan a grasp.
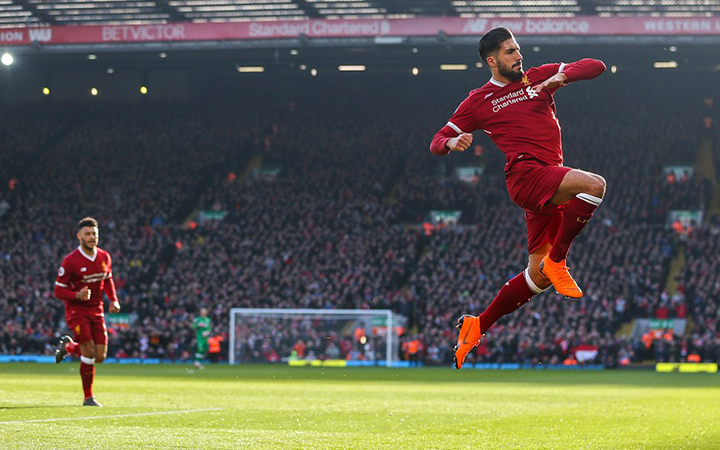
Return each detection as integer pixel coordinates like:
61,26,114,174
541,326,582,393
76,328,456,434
559,62,566,73
55,282,68,287
446,121,463,135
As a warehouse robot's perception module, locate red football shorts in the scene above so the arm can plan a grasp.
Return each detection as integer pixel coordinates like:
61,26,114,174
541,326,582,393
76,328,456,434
67,314,108,345
505,158,572,254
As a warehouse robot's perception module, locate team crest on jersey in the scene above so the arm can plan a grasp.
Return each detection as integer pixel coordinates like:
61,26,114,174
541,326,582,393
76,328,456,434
521,74,530,86
101,261,108,272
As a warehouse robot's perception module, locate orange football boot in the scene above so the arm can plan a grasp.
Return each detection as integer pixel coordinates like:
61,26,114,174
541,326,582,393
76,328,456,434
539,255,583,299
453,315,483,370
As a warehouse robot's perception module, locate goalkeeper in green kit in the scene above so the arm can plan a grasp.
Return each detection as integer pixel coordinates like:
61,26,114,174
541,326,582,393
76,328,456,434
193,308,211,369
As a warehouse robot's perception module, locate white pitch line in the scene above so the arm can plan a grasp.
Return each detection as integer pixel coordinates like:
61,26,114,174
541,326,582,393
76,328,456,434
0,408,222,425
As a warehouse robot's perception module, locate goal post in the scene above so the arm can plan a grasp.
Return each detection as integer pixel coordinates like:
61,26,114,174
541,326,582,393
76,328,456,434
229,308,395,367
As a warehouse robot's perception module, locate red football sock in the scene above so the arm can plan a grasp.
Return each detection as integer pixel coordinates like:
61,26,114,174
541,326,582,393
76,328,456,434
479,270,541,334
80,359,95,399
65,341,82,357
549,193,602,263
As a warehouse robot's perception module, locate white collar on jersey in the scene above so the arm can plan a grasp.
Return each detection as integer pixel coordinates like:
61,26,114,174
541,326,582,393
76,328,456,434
78,245,98,262
489,77,507,87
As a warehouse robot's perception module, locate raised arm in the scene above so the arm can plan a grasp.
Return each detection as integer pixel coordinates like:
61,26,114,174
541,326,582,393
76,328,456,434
534,58,606,93
561,58,607,83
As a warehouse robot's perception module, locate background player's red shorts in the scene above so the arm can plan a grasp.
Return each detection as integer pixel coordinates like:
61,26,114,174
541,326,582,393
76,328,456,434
505,158,572,254
67,314,108,345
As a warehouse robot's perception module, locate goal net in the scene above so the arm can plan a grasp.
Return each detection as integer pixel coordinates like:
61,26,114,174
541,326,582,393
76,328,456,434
229,308,397,367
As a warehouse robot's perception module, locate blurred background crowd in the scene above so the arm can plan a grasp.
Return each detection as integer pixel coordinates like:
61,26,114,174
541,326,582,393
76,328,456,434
1,70,718,368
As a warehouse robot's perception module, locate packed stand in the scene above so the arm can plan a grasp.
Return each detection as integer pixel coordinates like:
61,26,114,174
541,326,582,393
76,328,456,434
2,72,718,366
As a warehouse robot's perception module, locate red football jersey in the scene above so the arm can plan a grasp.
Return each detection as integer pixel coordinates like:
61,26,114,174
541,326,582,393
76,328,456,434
431,59,606,168
55,246,117,320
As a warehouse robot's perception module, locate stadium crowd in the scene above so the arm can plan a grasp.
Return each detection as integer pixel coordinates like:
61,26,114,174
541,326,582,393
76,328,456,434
1,72,719,367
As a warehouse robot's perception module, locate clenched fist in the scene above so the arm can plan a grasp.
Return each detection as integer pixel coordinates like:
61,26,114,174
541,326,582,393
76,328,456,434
446,133,473,152
76,286,91,301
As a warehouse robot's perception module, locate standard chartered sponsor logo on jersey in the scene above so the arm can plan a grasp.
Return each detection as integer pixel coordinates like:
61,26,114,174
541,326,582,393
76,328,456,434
491,87,536,113
83,272,110,283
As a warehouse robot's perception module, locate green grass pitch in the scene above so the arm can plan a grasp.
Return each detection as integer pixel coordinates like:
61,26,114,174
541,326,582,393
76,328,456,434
1,363,719,449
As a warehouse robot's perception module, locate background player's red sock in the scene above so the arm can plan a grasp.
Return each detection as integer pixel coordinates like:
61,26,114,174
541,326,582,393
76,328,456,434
65,341,82,357
80,357,95,399
549,193,602,263
479,270,545,334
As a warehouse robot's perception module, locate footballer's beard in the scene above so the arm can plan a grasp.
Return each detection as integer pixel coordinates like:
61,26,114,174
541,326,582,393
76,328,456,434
499,62,524,81
80,237,97,252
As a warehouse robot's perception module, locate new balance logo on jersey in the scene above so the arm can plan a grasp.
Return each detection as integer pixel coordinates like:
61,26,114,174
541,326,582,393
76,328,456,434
81,267,87,272
576,217,590,224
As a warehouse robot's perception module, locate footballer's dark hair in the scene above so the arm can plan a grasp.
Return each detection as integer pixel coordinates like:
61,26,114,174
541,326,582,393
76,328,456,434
478,27,515,64
77,217,98,230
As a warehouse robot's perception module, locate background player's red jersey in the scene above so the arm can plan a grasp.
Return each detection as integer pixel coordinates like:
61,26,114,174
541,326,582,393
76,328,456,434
54,247,118,321
431,59,606,168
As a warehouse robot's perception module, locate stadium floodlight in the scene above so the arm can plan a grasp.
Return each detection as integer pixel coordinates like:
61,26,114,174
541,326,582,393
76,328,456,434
87,54,97,60
476,62,483,68
90,87,98,96
229,308,396,368
290,49,299,55
440,64,467,71
338,65,366,72
610,65,618,74
140,86,148,94
237,66,264,73
412,67,419,75
311,68,317,76
654,61,678,69
42,87,50,95
1,52,13,66
159,52,167,58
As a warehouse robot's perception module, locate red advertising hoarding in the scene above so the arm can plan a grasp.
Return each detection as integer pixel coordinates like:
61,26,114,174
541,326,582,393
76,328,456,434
1,16,719,47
